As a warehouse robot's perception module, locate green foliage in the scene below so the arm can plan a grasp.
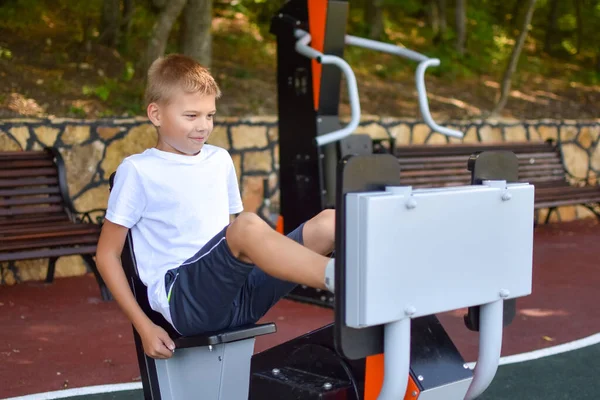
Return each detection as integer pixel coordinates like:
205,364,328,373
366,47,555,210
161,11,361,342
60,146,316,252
0,46,12,60
68,105,87,118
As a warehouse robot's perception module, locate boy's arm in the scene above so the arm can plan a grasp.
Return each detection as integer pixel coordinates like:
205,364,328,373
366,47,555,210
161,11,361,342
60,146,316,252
96,220,175,359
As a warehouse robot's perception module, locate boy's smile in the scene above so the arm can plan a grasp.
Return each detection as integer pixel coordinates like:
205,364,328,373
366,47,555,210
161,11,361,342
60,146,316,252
148,90,217,156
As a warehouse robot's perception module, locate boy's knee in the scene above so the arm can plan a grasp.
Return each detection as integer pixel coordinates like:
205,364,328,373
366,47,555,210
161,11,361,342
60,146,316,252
312,209,335,239
227,212,267,246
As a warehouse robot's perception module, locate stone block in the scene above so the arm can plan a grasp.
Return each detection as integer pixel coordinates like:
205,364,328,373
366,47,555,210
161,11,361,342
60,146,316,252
592,145,600,171
14,259,48,282
231,125,268,149
59,141,105,197
97,126,123,141
9,126,29,149
243,150,273,173
207,125,229,149
528,126,542,141
538,125,558,142
268,127,279,142
359,123,388,140
101,124,158,179
561,143,590,179
35,126,60,146
589,170,597,185
479,125,503,142
0,129,21,150
504,125,527,142
390,124,411,146
560,125,578,142
242,176,265,213
577,127,595,149
62,125,91,145
463,126,479,143
412,124,430,144
427,133,447,145
576,206,597,220
537,208,549,224
56,256,87,278
558,206,577,222
232,154,242,181
73,184,110,212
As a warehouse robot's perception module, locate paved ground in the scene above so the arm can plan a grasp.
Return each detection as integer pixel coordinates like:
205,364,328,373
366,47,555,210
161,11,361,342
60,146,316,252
1,219,599,399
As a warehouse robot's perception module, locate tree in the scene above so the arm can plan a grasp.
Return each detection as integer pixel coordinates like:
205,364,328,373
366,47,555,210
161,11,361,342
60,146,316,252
99,0,121,48
180,0,213,68
491,0,538,117
455,0,466,56
143,0,187,71
543,0,558,54
426,0,447,43
364,0,384,40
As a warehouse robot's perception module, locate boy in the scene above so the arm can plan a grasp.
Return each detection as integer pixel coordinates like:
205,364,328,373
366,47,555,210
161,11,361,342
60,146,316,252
96,54,336,360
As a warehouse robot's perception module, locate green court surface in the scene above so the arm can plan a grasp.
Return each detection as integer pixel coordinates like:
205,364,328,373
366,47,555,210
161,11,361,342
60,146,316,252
55,343,600,400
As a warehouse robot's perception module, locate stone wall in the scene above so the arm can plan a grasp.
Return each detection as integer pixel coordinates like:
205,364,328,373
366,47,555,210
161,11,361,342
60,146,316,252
1,116,599,284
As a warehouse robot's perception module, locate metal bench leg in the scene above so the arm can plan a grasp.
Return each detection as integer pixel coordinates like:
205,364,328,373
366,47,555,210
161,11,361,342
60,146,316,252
45,257,58,283
584,203,600,219
544,207,556,224
82,254,112,301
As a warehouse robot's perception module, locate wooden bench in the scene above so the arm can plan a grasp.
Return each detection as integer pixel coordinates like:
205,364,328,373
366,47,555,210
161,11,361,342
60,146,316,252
394,141,600,223
0,148,110,300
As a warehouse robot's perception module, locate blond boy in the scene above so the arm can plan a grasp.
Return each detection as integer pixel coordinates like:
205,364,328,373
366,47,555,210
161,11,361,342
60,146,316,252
97,54,336,360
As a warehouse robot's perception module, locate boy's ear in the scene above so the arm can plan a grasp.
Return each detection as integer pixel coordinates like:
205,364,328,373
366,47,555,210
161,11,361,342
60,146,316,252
147,103,161,127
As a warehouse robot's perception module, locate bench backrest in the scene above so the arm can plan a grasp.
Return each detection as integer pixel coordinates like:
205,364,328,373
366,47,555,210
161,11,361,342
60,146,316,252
0,149,73,225
395,142,567,189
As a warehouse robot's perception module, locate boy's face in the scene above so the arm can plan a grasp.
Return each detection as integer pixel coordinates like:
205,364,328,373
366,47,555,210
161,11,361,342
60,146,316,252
148,90,217,156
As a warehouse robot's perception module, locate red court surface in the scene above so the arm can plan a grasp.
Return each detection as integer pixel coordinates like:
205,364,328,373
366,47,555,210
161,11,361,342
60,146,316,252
1,219,599,398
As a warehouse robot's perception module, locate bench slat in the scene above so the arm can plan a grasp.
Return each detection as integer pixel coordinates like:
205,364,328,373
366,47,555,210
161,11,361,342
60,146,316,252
0,159,55,169
0,187,61,197
0,151,51,159
0,205,64,217
0,214,69,226
0,168,58,178
0,195,63,207
535,198,600,209
0,221,81,234
0,234,99,252
0,245,98,262
1,226,100,242
0,177,59,188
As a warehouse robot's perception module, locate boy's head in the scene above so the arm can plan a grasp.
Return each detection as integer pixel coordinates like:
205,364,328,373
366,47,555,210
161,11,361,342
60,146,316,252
145,54,222,156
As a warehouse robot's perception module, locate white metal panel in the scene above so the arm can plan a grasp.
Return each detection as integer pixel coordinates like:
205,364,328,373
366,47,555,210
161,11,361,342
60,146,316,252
345,183,534,328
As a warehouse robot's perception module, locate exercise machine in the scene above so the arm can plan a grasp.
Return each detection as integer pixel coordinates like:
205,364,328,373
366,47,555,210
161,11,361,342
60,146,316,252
116,1,535,399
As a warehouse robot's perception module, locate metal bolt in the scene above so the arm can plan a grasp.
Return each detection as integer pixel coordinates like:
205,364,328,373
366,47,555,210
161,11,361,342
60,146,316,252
406,198,417,210
463,363,469,369
208,345,213,352
272,368,280,375
318,118,323,123
304,155,310,160
218,356,222,361
278,13,283,18
412,391,418,397
296,21,301,26
499,289,510,298
405,306,416,316
501,191,512,201
321,296,327,301
323,383,332,390
418,375,424,382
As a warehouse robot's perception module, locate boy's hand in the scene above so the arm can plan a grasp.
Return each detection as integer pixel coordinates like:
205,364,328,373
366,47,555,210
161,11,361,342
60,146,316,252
139,323,176,359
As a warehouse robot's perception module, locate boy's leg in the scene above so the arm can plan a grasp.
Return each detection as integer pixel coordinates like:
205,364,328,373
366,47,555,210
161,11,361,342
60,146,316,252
226,211,333,290
230,210,335,327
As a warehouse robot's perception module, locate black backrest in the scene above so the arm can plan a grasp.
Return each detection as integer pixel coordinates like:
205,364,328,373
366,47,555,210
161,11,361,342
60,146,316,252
109,172,180,338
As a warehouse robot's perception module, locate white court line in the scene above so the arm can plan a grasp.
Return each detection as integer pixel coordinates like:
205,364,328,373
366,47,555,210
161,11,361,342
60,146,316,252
4,382,142,400
7,332,600,399
466,331,600,369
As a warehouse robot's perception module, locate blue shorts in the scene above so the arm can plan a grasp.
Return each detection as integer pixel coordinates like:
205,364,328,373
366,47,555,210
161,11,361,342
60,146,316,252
164,224,304,336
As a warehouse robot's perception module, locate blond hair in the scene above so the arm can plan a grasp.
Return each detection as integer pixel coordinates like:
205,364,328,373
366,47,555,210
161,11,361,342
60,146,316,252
145,54,222,106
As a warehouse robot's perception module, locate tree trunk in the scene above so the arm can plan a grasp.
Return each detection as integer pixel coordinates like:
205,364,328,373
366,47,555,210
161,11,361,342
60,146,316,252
180,0,212,68
99,0,121,47
575,0,583,54
455,0,466,56
143,0,187,71
543,0,559,54
491,0,537,117
437,0,447,37
364,0,384,39
427,0,440,36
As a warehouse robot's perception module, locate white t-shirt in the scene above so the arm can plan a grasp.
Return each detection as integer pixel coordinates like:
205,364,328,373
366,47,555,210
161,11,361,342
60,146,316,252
105,145,244,325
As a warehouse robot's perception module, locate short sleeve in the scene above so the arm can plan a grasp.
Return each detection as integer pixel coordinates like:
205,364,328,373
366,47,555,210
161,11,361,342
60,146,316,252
105,159,146,228
227,155,244,214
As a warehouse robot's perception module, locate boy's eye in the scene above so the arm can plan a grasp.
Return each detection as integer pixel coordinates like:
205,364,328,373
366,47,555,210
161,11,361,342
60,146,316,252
208,114,215,119
185,114,196,118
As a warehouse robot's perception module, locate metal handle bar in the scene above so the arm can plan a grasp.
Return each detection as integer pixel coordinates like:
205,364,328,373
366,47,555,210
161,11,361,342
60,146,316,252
345,35,464,139
295,29,361,147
